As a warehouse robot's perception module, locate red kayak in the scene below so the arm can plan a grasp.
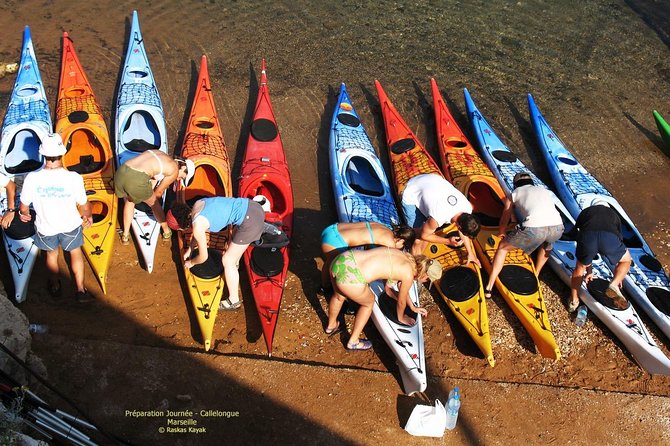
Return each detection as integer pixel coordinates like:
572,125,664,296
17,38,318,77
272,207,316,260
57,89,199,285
238,60,293,356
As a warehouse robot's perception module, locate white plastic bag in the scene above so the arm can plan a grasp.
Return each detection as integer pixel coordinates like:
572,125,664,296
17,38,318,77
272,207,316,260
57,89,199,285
404,399,447,437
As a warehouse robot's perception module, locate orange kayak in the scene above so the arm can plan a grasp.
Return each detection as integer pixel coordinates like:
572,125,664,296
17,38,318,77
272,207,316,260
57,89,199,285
55,32,116,294
375,80,492,365
177,55,233,351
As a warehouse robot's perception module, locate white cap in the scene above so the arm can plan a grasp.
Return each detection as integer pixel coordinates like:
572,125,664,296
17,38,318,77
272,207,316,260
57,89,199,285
184,159,195,186
253,194,271,212
591,197,610,208
39,133,66,157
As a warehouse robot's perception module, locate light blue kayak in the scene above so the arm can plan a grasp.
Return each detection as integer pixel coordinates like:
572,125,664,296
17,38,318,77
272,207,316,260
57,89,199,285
529,93,670,346
114,10,169,273
328,83,425,394
0,26,50,302
465,88,670,374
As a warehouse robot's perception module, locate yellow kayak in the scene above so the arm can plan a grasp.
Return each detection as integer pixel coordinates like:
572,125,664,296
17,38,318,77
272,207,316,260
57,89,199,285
376,80,493,365
56,32,116,294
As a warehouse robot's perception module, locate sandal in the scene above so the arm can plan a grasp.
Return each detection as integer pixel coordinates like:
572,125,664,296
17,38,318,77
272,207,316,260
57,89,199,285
162,229,172,241
219,298,242,311
484,288,493,299
346,339,373,351
120,233,130,245
75,289,94,304
324,321,342,337
47,278,62,298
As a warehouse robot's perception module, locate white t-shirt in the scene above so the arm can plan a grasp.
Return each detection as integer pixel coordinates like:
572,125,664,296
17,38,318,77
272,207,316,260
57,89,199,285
402,173,472,226
20,168,87,236
0,173,10,189
512,185,563,228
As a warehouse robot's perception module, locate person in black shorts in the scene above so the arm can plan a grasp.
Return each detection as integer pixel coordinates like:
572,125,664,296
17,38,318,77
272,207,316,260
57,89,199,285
570,198,631,311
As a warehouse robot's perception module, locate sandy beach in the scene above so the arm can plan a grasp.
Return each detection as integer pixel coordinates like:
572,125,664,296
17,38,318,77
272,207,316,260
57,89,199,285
1,1,670,444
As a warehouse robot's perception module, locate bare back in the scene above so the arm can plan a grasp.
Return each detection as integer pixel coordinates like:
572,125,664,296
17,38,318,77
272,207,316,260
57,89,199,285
349,247,414,284
125,150,178,180
338,222,395,248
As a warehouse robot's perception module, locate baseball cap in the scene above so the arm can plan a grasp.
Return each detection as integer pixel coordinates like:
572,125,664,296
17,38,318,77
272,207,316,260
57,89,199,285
591,197,610,207
253,194,271,212
166,209,181,231
39,133,66,157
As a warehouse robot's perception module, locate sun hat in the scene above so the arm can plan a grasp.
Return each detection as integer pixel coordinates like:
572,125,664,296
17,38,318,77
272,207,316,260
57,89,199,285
426,259,443,283
39,133,66,157
183,159,195,186
253,194,271,212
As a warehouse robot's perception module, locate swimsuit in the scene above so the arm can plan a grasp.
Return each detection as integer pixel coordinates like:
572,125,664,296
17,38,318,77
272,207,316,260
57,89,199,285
148,150,165,182
330,251,367,285
320,223,347,249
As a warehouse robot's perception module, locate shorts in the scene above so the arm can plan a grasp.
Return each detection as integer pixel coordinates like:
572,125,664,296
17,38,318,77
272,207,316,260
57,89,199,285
231,201,265,245
114,164,153,202
400,198,427,229
320,223,347,249
576,230,627,266
34,226,84,252
505,224,564,255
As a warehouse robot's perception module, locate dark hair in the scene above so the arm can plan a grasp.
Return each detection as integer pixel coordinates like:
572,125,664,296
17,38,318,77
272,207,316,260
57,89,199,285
44,156,61,163
456,213,480,239
169,202,192,229
391,223,416,250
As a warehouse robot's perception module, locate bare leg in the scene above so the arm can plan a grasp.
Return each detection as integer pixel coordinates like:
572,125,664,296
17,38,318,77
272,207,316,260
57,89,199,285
611,250,632,288
222,242,248,304
534,246,551,276
69,247,86,292
149,199,170,234
485,240,513,292
326,291,346,332
348,288,375,345
44,249,60,279
122,199,135,239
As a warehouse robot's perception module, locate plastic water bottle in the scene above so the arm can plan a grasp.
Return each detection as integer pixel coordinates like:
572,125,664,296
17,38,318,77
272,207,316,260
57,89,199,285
445,387,461,431
28,324,48,334
575,305,588,327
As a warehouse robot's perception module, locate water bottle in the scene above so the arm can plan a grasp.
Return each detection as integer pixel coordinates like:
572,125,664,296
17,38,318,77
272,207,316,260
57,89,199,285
575,305,588,327
445,387,461,431
28,324,48,334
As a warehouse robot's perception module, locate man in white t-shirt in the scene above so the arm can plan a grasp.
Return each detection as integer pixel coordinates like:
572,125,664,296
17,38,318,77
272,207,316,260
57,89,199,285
19,134,93,303
400,173,481,266
483,172,564,298
0,173,18,229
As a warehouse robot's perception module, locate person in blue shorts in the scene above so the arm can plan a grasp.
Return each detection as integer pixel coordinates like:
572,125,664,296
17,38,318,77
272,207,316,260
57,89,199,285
570,198,631,311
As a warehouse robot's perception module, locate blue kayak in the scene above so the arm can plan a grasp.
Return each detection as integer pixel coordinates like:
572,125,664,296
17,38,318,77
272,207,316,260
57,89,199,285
529,93,670,346
114,10,169,273
0,26,50,302
465,88,670,374
328,83,425,395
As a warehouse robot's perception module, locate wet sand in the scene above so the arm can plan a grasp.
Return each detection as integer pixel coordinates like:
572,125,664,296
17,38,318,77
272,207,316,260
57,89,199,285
1,1,670,445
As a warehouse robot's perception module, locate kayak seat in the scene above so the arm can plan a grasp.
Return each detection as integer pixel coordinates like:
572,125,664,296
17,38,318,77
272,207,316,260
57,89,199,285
4,209,36,240
250,246,283,277
68,155,105,174
5,129,42,174
251,118,278,142
122,111,160,152
345,156,384,197
68,110,89,123
498,264,538,295
390,138,416,154
378,291,417,327
439,266,479,302
190,248,223,279
639,254,663,273
337,113,360,127
491,150,517,163
646,287,670,316
587,278,631,311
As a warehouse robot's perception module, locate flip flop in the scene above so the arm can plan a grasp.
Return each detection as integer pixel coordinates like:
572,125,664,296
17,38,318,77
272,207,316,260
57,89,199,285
568,299,580,313
120,233,130,246
219,298,242,311
324,321,342,337
484,288,493,299
346,339,373,351
47,278,62,298
162,229,173,241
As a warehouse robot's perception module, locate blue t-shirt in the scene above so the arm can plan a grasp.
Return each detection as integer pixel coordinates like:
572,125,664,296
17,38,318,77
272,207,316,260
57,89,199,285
196,197,249,232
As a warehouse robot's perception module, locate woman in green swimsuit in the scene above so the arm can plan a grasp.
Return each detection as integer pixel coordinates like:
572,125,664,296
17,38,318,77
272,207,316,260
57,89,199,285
325,246,441,350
